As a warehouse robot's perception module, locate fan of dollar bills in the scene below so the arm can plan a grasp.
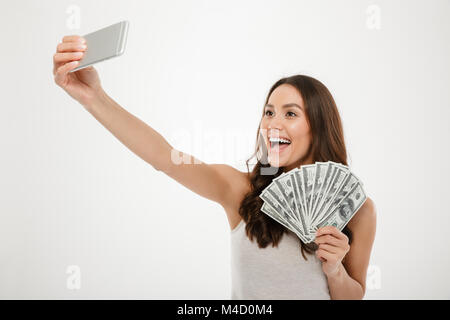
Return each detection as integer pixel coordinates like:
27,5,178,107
259,161,367,244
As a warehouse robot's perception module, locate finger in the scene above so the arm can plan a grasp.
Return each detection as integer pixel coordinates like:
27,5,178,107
54,60,79,82
62,35,86,43
53,52,84,75
314,234,341,246
316,226,347,241
316,249,337,263
54,51,84,64
57,41,87,53
318,243,340,254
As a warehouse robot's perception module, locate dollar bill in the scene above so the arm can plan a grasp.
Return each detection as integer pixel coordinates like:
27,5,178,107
258,161,367,244
311,164,349,227
301,164,316,220
309,162,331,220
260,182,301,226
286,168,310,238
315,172,360,226
316,182,367,231
261,195,311,243
272,172,299,222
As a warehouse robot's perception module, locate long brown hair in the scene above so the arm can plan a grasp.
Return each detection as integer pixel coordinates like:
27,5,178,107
238,74,352,261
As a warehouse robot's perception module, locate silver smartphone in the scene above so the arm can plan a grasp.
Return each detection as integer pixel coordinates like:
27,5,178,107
69,20,129,72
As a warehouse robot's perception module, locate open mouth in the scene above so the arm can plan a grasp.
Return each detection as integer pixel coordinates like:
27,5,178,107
269,137,291,153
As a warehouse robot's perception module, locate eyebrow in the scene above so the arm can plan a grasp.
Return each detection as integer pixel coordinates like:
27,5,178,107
264,103,303,111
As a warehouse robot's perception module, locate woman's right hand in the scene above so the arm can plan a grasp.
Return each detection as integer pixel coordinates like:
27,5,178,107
53,35,104,107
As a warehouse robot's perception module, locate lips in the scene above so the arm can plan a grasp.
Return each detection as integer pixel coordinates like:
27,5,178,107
267,132,291,154
269,141,291,153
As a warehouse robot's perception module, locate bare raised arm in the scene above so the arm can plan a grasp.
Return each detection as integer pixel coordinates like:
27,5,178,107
52,36,249,222
83,91,250,211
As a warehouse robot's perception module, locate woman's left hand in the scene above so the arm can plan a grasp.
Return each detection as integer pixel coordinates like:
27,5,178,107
314,226,350,277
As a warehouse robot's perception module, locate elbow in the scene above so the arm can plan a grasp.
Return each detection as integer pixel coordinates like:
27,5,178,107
153,159,175,175
153,163,170,174
360,285,366,300
356,283,366,300
150,151,175,173
155,147,182,174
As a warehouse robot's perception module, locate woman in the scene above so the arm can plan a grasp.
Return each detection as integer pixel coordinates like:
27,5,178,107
53,35,377,300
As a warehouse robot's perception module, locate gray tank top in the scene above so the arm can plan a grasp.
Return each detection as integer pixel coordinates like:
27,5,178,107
230,219,331,299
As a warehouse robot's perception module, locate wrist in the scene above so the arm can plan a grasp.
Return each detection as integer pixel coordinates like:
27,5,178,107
82,88,109,112
326,262,345,282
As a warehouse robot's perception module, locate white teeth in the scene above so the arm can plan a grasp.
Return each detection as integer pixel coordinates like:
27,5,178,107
269,137,291,144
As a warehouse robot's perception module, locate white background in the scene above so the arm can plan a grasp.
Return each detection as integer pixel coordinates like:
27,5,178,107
0,0,449,299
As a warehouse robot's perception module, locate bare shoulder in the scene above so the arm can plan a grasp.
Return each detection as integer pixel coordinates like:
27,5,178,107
346,197,377,235
210,164,251,228
209,163,249,183
210,164,249,182
342,197,377,294
210,164,252,204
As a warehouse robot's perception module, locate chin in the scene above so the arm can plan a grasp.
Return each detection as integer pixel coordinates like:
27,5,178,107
266,143,297,168
268,155,290,168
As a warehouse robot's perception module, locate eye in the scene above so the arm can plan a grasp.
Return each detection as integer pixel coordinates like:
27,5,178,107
264,110,273,116
286,111,296,117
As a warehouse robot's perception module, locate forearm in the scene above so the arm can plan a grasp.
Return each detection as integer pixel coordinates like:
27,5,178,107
326,263,364,300
82,90,173,172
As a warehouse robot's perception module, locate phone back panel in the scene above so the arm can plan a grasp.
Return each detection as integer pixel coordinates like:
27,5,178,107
70,20,129,72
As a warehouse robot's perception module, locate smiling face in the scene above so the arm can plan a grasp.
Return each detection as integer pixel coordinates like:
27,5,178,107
260,84,313,171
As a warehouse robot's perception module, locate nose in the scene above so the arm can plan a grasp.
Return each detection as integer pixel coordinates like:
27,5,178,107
267,113,284,131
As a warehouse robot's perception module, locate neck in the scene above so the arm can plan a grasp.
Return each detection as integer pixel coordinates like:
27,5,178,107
284,155,314,172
